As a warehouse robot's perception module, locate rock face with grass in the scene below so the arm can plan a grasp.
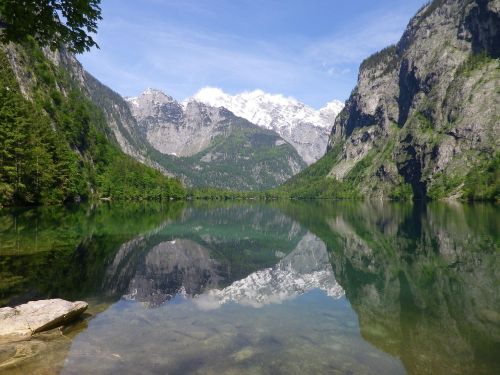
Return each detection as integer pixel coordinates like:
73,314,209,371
332,0,500,200
0,299,88,340
191,87,344,165
126,89,306,190
283,0,499,200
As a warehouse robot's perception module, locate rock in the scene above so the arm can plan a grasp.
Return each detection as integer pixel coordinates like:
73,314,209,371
124,89,307,190
0,299,88,340
190,87,345,165
290,0,500,200
231,346,259,362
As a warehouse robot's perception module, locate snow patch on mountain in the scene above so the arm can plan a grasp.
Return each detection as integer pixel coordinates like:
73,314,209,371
194,232,344,310
189,87,344,164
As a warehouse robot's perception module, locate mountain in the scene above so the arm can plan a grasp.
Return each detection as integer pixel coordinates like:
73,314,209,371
191,87,344,165
40,48,177,177
280,201,500,375
127,88,228,157
126,89,306,190
280,0,499,201
198,232,344,309
0,40,184,206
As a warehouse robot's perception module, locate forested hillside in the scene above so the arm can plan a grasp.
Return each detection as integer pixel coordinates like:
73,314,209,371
0,39,185,206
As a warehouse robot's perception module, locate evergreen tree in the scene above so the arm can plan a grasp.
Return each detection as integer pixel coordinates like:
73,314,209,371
0,0,101,53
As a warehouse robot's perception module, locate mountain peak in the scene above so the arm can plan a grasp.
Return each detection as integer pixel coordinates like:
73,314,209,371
188,87,344,164
127,88,176,107
320,100,345,117
141,87,175,102
127,86,344,164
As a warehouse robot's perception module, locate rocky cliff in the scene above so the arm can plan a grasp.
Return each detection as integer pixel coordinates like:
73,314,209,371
284,0,499,200
128,89,231,157
332,0,500,199
126,89,306,190
191,87,344,165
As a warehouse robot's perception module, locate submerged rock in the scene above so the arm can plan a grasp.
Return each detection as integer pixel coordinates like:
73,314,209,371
0,299,88,340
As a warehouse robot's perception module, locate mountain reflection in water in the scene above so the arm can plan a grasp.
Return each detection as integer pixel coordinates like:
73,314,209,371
107,231,344,309
0,201,498,374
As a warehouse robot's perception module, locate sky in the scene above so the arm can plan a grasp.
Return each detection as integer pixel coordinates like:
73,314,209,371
79,0,427,108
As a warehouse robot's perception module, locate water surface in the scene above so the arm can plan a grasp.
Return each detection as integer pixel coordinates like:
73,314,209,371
0,201,499,374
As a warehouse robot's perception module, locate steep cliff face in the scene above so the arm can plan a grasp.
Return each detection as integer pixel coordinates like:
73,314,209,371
191,87,344,165
126,89,306,190
127,89,230,157
290,0,499,200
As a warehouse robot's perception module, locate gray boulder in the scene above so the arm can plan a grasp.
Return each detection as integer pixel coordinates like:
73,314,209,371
0,299,88,340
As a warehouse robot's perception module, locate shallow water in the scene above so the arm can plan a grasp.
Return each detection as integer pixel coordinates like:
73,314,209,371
0,201,499,374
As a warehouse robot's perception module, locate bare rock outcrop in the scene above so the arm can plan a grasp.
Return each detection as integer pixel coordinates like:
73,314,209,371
0,299,88,340
324,0,500,199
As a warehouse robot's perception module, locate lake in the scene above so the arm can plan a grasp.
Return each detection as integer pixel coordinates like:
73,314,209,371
0,201,499,374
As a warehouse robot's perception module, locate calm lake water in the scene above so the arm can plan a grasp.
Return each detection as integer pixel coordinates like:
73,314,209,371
0,201,499,374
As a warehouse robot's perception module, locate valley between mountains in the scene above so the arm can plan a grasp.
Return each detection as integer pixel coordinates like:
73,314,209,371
0,0,498,205
123,87,343,190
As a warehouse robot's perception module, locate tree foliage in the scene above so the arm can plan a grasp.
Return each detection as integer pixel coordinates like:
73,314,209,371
0,0,101,53
0,40,186,206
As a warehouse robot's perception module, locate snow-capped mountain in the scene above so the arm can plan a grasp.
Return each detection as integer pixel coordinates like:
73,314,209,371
195,232,344,309
107,229,343,309
190,87,344,164
125,88,306,190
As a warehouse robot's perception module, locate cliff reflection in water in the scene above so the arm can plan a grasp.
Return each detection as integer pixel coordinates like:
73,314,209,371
1,201,498,374
101,204,343,308
283,201,500,375
89,201,499,374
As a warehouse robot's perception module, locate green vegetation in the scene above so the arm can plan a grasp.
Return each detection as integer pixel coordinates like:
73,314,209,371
456,51,498,78
0,41,185,206
188,187,284,200
273,144,362,199
190,187,262,200
360,45,398,74
427,173,462,200
388,183,414,201
462,153,500,201
148,119,305,191
273,138,413,201
414,111,434,132
0,0,101,53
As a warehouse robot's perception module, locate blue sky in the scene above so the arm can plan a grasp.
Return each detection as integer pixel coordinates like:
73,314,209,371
79,0,427,108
